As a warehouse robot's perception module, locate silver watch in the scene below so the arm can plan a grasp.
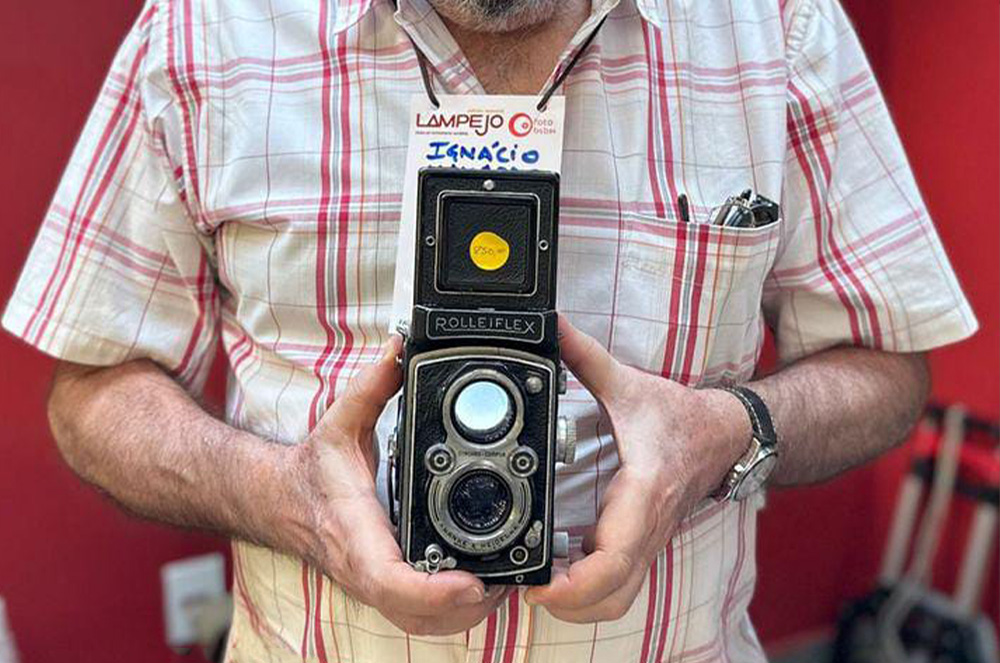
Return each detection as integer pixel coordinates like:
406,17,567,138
712,386,779,502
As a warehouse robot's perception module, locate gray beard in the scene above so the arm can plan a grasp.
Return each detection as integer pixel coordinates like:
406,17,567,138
428,0,563,33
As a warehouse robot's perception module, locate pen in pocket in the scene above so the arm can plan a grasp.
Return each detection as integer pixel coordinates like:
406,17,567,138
677,194,691,223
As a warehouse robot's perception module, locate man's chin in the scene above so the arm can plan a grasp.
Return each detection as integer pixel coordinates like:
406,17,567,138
427,0,562,33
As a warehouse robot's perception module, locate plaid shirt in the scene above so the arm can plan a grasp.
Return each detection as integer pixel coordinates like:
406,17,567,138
4,0,976,660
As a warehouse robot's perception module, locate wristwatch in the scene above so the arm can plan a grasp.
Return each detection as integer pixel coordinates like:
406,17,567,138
712,385,779,502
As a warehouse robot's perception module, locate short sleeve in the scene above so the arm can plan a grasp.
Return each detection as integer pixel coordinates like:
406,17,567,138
763,0,977,364
2,0,219,392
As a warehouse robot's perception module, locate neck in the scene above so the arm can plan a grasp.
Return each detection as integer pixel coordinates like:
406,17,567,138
439,0,592,95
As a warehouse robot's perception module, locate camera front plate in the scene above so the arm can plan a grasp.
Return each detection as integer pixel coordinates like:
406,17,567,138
398,346,556,582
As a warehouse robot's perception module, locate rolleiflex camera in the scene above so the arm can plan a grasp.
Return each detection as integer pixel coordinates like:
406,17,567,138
389,168,575,585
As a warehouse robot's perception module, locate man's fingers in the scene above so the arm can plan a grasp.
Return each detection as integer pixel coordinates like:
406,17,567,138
524,472,655,611
329,335,403,433
591,472,657,561
344,505,490,616
557,315,621,404
524,548,631,610
385,587,513,636
536,566,648,624
370,561,490,616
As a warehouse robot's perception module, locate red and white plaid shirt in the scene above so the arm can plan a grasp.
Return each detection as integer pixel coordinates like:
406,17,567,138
4,0,976,660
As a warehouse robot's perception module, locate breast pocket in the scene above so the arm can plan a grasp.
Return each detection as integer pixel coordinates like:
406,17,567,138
613,213,782,385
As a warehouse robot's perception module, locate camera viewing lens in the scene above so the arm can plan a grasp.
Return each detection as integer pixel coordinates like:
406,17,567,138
452,380,514,444
448,470,513,534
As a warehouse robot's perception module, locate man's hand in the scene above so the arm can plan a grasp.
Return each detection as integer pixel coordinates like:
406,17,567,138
49,338,507,637
296,335,509,635
524,317,750,622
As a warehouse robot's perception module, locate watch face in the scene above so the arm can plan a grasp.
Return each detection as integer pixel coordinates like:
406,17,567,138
733,452,778,501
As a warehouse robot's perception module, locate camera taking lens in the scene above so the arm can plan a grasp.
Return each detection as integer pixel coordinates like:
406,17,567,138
448,470,513,534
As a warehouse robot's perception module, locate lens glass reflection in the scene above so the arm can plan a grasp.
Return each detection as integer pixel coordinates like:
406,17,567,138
452,380,513,443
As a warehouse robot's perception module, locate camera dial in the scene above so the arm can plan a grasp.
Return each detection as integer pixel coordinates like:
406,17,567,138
424,444,456,475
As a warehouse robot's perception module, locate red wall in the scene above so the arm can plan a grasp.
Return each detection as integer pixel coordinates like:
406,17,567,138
0,2,229,661
752,0,1000,646
0,2,995,661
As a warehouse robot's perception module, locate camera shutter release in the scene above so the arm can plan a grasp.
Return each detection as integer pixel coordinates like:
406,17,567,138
452,380,515,443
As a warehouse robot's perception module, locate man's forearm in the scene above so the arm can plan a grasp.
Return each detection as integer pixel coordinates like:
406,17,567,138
48,359,319,561
749,348,930,486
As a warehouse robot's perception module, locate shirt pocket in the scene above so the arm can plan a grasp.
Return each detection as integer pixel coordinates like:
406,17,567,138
613,212,782,385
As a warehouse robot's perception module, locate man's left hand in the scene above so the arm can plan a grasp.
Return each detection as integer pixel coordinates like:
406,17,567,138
524,316,752,623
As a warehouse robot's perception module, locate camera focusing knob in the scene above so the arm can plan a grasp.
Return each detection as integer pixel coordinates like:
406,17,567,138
555,417,577,465
414,544,457,575
552,531,570,559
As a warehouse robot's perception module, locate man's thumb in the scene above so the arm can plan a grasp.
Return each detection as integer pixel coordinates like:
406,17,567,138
329,335,403,434
558,315,620,403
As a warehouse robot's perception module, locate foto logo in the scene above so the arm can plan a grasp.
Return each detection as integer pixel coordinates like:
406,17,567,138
508,113,534,138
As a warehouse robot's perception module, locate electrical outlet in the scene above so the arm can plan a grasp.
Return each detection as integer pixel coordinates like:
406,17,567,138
0,596,19,663
161,553,227,648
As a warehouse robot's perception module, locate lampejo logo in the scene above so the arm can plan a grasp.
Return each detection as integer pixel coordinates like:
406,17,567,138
415,111,505,137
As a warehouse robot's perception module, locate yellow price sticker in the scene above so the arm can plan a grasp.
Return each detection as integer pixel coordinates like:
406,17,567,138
469,231,510,271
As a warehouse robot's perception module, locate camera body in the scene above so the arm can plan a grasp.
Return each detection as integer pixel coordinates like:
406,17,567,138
390,168,573,585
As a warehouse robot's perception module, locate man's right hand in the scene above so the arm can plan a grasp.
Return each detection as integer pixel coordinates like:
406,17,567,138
294,335,508,635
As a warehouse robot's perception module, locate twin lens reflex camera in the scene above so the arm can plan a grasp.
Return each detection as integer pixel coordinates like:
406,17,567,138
388,168,575,585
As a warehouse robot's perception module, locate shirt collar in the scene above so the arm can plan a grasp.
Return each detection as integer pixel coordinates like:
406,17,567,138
330,0,669,34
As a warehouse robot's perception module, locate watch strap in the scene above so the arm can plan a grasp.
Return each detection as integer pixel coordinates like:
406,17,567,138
720,385,777,450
